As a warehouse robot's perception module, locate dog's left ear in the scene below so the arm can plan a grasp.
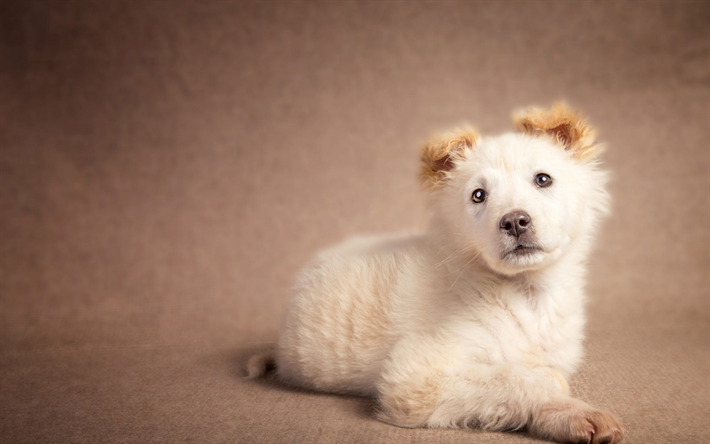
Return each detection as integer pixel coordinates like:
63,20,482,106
513,103,602,161
420,128,479,190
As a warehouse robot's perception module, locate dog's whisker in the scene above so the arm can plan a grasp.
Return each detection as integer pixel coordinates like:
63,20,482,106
433,248,470,268
432,236,486,269
444,251,482,290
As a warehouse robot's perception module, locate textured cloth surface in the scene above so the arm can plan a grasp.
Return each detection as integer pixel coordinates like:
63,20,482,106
1,1,708,443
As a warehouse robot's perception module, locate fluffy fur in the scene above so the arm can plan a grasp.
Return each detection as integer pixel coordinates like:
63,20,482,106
249,104,624,443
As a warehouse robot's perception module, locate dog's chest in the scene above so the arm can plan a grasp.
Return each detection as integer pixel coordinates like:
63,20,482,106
457,284,582,370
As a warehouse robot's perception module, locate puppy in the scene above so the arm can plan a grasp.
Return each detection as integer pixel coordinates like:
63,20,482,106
248,104,624,443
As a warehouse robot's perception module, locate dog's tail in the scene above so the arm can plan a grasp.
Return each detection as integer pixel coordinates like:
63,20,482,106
245,347,277,379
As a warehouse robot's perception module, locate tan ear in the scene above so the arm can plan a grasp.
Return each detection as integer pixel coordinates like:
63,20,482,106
513,103,602,161
420,128,478,190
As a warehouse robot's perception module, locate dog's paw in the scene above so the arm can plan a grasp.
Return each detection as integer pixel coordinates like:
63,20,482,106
533,402,624,444
583,409,625,444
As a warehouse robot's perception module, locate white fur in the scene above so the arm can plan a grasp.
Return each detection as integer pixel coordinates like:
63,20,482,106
273,130,623,443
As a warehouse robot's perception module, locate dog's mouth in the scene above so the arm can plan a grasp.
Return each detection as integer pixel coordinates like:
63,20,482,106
503,244,543,258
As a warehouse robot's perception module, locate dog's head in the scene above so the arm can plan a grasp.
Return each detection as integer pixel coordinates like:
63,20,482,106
422,103,609,276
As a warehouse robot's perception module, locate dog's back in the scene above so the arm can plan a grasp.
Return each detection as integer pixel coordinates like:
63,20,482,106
275,234,433,395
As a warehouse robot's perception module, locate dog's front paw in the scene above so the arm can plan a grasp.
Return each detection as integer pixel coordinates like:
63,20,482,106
532,402,625,444
582,410,624,444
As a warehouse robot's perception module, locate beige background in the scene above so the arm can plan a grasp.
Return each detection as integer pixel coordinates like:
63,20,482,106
1,1,708,443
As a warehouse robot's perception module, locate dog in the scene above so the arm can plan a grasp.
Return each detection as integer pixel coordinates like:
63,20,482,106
248,104,624,444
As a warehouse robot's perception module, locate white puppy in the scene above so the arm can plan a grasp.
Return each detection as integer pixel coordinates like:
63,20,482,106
248,104,624,444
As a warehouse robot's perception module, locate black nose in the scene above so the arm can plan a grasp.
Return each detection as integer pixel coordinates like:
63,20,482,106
499,210,532,237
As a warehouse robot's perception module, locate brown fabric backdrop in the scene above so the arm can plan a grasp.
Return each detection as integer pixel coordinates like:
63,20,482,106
1,1,708,443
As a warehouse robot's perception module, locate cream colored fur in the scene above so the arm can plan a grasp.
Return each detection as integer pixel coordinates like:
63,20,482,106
253,104,624,443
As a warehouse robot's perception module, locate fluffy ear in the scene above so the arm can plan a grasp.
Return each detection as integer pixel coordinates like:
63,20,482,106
420,128,478,190
513,103,602,161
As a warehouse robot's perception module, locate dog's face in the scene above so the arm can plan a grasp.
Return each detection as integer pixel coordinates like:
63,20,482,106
421,104,609,276
445,133,607,275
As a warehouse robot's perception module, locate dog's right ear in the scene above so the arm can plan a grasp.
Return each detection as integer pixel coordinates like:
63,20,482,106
420,128,478,190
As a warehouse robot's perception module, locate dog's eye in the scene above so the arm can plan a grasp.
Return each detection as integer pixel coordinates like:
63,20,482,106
471,189,486,203
534,173,553,188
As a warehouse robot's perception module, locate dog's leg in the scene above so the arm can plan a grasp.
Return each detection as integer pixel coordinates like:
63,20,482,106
377,358,623,443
